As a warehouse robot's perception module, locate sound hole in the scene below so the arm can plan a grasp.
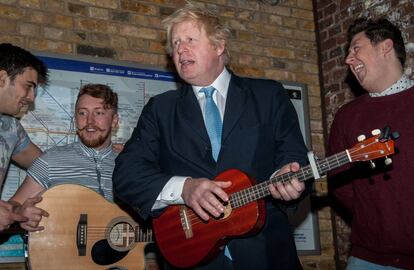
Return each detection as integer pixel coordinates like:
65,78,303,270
91,239,128,265
106,218,137,252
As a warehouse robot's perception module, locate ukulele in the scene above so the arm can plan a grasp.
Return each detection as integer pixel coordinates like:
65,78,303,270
152,128,397,268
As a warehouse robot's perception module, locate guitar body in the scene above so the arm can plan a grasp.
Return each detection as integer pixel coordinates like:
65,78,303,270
28,184,150,270
152,169,266,268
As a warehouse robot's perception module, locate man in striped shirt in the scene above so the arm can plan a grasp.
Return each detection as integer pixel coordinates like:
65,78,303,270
9,83,119,232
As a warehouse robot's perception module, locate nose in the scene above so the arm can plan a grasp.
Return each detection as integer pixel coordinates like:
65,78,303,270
87,113,95,124
176,41,188,54
27,88,36,102
345,52,354,66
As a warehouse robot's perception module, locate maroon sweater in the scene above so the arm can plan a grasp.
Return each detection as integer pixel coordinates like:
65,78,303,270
328,86,414,269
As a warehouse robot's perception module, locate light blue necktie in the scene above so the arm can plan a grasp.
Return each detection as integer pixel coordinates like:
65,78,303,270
200,87,232,261
200,86,222,161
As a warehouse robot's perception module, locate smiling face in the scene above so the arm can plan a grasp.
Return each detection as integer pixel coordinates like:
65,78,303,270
75,94,119,150
345,32,390,93
0,67,38,115
171,20,225,86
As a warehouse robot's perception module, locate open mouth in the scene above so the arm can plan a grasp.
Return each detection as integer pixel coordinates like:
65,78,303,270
354,64,364,73
180,59,195,66
352,63,365,80
79,126,104,132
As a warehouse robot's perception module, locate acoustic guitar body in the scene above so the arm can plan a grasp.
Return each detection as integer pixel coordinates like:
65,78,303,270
28,184,150,270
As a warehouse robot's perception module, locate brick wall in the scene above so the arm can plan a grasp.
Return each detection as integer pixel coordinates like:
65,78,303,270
315,0,414,268
0,0,332,269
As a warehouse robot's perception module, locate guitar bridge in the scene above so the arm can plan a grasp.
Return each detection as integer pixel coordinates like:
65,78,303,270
76,214,87,256
179,206,193,239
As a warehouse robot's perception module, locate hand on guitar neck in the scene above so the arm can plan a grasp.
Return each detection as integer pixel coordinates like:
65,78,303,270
268,162,305,201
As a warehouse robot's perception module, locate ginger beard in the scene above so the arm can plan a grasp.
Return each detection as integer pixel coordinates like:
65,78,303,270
76,125,111,149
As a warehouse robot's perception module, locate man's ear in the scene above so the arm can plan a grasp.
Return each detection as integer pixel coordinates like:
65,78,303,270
215,40,226,57
0,70,8,88
112,113,120,129
382,38,394,56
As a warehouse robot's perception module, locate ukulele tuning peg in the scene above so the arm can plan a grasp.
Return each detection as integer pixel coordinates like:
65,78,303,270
371,129,381,136
357,134,366,142
370,160,376,169
384,157,392,166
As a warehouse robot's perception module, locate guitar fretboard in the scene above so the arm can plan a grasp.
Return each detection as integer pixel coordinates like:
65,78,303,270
230,151,350,208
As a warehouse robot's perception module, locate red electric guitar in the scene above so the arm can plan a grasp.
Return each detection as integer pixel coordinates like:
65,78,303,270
152,128,397,268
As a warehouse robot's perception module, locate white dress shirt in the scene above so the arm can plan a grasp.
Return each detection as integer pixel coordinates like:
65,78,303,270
152,68,231,210
370,74,414,97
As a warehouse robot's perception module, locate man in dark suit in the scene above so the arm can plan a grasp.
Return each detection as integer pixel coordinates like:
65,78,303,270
113,2,309,270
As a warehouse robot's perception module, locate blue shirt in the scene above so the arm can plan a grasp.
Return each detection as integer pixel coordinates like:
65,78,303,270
0,114,30,186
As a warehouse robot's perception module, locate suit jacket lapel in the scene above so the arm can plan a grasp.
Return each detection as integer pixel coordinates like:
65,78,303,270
222,75,248,142
174,85,216,171
176,85,209,143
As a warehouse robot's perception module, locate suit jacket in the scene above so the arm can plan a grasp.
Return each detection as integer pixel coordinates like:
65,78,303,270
113,73,308,270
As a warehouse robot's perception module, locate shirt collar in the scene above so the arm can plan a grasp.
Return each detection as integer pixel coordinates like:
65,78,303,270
370,74,414,97
192,68,231,99
78,141,114,158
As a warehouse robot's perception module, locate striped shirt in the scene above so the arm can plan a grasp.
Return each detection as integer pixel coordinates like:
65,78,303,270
27,141,117,202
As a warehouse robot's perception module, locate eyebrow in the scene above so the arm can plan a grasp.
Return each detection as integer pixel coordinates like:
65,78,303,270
76,106,108,111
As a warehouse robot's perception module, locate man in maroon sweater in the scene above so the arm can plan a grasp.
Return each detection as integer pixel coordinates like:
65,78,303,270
328,18,414,269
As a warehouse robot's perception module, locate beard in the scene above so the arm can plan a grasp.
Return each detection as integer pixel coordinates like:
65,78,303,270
77,126,110,148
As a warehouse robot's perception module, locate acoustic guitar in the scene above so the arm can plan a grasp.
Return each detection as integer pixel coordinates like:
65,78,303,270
153,128,397,268
28,184,154,270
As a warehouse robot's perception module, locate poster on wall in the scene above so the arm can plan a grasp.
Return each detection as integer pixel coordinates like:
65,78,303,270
0,53,319,262
283,82,321,255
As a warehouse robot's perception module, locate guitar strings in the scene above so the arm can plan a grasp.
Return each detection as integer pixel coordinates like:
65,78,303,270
77,226,152,242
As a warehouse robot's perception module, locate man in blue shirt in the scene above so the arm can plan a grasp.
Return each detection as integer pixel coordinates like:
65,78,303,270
0,43,48,231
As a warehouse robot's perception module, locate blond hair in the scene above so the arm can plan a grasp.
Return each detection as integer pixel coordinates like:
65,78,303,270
162,2,231,64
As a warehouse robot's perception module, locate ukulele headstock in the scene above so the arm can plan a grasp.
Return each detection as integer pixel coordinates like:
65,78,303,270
348,126,398,165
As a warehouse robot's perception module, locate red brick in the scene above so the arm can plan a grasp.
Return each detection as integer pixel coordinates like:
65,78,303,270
120,1,157,15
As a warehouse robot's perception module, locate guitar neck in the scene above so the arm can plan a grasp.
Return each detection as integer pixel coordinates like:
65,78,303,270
230,150,350,208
